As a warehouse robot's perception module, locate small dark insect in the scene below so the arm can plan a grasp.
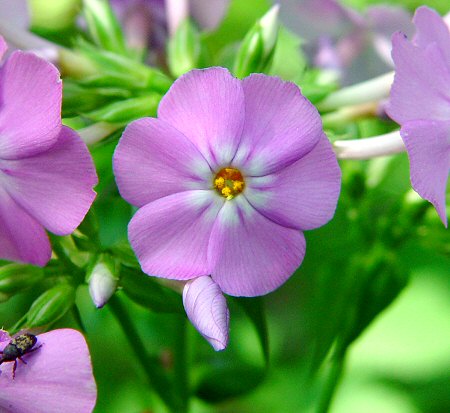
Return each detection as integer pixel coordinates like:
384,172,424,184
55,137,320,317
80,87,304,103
0,333,41,379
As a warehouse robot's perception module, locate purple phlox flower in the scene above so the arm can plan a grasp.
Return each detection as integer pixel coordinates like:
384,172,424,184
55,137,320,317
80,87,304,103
183,275,229,350
0,329,97,413
0,38,98,265
386,7,450,227
277,0,414,85
113,67,341,297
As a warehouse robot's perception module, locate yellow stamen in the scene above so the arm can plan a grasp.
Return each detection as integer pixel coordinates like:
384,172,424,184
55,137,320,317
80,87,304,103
213,167,245,200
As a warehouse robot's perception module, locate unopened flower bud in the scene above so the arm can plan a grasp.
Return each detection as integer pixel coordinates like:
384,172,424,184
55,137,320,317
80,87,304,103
0,264,44,301
233,5,279,78
167,19,200,78
88,255,119,308
26,284,76,328
183,276,229,351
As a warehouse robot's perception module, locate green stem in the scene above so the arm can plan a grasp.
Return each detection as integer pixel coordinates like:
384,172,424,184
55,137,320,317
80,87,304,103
173,315,189,413
108,294,181,412
316,349,346,413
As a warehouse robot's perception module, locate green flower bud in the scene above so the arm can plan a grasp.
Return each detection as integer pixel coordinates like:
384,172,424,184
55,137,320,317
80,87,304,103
233,5,280,78
0,264,44,301
26,284,76,328
167,19,201,78
30,0,80,31
82,0,127,55
88,255,119,308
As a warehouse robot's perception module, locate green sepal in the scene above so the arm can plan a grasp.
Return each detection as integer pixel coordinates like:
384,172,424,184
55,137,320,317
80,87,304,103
26,284,76,328
82,0,128,55
84,94,161,124
167,19,201,78
0,264,44,300
120,267,183,313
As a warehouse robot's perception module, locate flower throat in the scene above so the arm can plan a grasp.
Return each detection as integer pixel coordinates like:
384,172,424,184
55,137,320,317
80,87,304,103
213,167,245,200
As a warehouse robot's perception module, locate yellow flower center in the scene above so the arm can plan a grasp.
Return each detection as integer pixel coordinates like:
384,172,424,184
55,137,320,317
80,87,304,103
213,167,245,200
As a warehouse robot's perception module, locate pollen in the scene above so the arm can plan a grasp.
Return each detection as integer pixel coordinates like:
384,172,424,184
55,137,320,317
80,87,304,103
213,167,245,200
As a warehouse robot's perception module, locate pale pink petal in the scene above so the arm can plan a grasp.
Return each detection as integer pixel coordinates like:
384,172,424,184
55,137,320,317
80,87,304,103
208,197,306,297
387,32,450,124
113,118,211,207
1,127,97,235
245,134,341,230
234,74,322,176
0,329,97,413
0,187,50,266
190,0,230,30
129,190,224,279
401,120,450,227
0,51,61,159
183,276,229,351
0,37,7,61
413,6,450,63
158,67,245,168
0,330,10,342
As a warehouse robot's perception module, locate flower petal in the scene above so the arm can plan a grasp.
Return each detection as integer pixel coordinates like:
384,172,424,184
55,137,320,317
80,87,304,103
233,74,322,176
129,190,224,280
113,117,211,207
0,329,10,342
0,51,62,159
387,32,450,124
183,276,229,351
0,187,50,266
208,197,306,297
413,6,450,63
0,36,7,61
1,127,97,235
0,329,97,413
190,0,230,30
401,120,450,227
158,67,245,168
245,134,341,231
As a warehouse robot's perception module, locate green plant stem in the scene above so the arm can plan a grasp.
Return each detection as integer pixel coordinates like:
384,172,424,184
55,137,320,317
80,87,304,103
316,350,346,413
108,294,181,412
173,315,189,413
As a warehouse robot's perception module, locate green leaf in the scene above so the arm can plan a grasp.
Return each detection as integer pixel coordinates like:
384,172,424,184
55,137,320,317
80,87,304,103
195,363,266,403
120,266,183,313
235,296,270,365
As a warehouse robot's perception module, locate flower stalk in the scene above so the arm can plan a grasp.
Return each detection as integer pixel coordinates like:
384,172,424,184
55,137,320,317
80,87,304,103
333,131,405,160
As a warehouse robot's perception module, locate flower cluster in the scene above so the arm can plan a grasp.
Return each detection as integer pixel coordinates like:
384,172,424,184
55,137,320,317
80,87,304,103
0,37,97,265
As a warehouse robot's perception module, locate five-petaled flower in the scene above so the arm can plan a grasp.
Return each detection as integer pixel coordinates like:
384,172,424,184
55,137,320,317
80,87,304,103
0,36,98,265
387,6,450,227
114,67,341,297
0,329,97,413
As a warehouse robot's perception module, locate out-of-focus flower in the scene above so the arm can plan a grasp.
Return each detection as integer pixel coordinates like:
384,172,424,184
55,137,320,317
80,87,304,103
110,0,230,62
0,38,97,265
0,328,97,413
277,0,414,85
114,67,341,297
387,7,450,227
183,276,229,350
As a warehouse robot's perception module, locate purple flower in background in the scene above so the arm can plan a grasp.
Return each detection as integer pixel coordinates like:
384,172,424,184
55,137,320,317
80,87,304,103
110,0,230,61
387,7,450,227
0,329,97,413
0,38,97,265
183,276,229,350
278,0,414,85
114,67,341,297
